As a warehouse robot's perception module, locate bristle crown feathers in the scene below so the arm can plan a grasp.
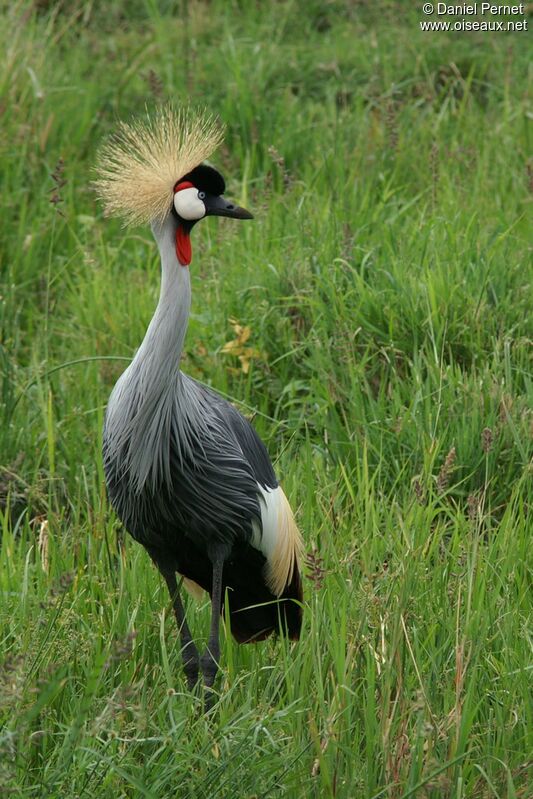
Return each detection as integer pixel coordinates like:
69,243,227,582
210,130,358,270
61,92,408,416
93,106,225,227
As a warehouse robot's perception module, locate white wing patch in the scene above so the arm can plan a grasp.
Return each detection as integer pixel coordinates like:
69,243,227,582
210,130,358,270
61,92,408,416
252,485,303,597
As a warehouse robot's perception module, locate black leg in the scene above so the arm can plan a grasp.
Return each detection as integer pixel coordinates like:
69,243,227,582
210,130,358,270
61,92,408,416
200,554,225,705
161,570,199,690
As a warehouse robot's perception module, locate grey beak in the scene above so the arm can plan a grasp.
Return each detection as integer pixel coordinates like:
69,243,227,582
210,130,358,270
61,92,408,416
205,194,254,220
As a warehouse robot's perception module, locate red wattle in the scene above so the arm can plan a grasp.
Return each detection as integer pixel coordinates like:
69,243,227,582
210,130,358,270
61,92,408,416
176,226,192,266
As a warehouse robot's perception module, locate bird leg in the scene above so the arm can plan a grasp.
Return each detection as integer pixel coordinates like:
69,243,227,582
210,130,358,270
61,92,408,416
200,554,224,706
162,570,200,690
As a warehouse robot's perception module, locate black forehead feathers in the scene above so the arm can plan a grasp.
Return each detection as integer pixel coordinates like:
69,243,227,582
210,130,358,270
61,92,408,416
181,164,225,196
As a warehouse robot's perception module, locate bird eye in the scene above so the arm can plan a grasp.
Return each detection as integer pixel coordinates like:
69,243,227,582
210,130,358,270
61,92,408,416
198,191,206,200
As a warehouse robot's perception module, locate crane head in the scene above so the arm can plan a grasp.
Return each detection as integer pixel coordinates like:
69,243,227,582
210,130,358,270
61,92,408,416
172,164,253,266
93,106,253,266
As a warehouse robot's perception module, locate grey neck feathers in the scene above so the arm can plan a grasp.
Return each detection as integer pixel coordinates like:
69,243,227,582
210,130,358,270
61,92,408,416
138,216,191,374
105,215,196,493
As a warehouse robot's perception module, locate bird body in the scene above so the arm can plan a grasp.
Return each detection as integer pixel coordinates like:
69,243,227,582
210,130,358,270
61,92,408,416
96,107,303,695
103,215,302,642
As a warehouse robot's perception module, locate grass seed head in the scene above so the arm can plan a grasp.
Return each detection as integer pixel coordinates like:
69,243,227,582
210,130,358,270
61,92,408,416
49,157,66,215
268,145,293,190
481,426,494,453
413,477,425,505
436,446,456,493
385,98,399,152
305,547,326,590
144,69,164,100
467,493,480,521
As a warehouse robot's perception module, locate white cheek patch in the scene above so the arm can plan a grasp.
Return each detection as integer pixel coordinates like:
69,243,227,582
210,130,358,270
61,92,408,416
173,187,206,221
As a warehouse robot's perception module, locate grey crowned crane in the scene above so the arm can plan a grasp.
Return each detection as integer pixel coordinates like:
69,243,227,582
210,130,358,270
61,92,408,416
94,107,303,697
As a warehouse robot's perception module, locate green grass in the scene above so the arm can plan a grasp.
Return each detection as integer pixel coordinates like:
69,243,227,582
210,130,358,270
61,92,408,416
1,1,532,796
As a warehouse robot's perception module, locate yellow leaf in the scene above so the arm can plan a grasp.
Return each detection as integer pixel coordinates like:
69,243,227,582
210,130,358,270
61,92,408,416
239,326,251,344
221,339,242,354
223,318,266,373
238,355,250,374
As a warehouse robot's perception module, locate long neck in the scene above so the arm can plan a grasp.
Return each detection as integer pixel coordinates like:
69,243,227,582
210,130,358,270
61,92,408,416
134,215,191,383
104,215,195,494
